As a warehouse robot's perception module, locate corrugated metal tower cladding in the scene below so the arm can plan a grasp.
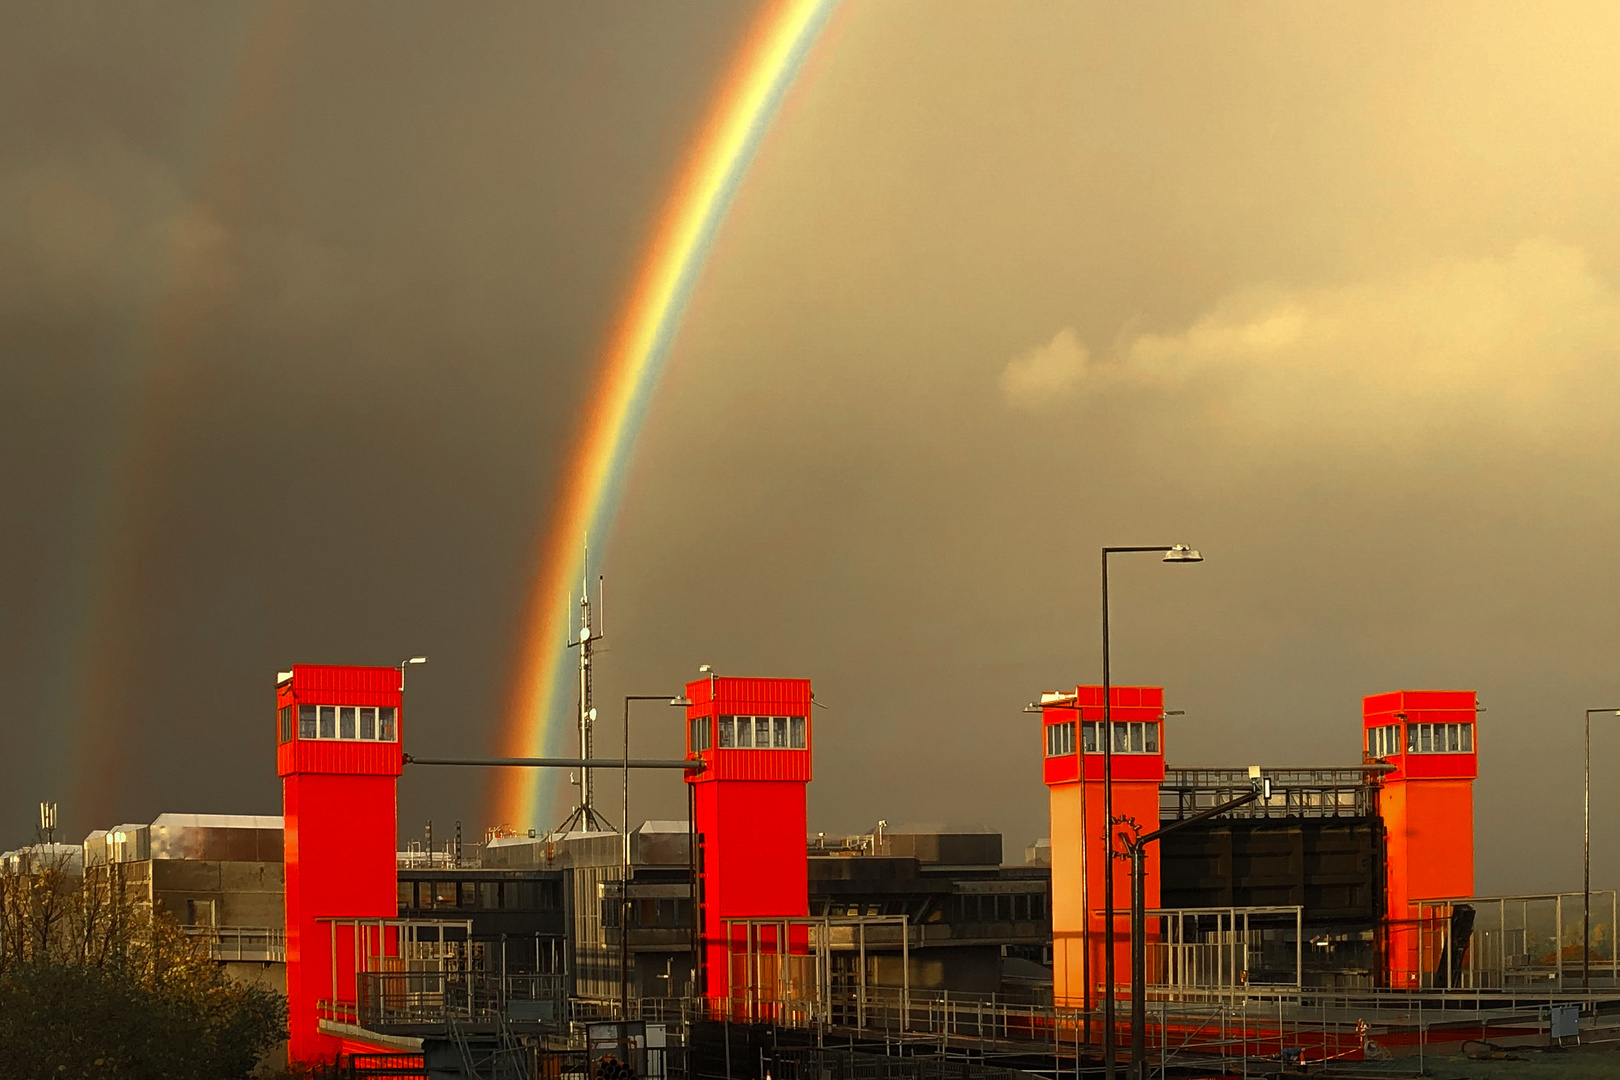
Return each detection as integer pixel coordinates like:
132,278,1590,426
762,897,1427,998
1365,690,1478,988
1040,686,1480,999
1042,686,1166,1010
684,675,813,1009
277,664,404,1064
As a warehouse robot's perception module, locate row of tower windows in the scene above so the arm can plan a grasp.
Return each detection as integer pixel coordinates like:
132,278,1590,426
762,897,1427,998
1045,720,1161,757
1367,721,1473,758
278,704,397,743
689,715,807,751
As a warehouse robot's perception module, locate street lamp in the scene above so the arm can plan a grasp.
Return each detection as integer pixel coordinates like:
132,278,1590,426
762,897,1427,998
1585,708,1620,989
398,656,427,693
1100,544,1201,1080
620,692,694,1020
1124,769,1266,1080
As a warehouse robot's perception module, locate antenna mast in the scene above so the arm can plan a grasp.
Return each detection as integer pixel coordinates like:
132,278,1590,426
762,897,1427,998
553,538,614,834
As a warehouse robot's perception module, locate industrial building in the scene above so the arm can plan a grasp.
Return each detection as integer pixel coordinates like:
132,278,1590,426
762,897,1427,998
6,665,1616,1078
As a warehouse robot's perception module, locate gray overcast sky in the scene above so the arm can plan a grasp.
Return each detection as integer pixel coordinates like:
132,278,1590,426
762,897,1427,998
5,3,1620,895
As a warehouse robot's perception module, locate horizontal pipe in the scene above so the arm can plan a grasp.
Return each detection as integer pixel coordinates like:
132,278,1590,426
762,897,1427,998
403,755,702,771
1167,763,1396,773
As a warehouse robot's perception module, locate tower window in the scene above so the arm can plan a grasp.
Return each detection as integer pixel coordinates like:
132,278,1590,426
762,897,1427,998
714,715,808,750
1367,724,1401,758
1077,721,1159,754
1401,722,1474,755
1045,722,1076,757
291,703,398,742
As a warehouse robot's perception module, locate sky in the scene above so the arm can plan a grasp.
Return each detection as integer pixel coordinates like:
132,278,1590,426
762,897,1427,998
4,2,1620,895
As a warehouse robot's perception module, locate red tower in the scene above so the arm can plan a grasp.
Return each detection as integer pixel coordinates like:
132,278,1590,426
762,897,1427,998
1363,690,1478,988
276,665,404,1063
1041,685,1167,1009
683,675,812,1012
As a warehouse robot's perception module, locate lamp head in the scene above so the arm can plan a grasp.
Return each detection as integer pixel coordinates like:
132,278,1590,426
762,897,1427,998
1163,544,1203,563
404,656,427,665
669,696,694,707
698,664,713,674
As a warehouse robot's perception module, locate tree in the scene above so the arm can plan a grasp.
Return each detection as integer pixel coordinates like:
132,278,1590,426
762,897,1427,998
0,838,287,1078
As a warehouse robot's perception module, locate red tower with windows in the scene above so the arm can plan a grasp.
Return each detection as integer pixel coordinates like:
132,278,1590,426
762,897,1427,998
683,675,812,1012
276,665,404,1063
1363,690,1478,988
1041,685,1167,1008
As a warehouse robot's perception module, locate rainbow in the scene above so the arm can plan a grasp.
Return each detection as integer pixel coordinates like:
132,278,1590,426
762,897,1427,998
490,0,839,829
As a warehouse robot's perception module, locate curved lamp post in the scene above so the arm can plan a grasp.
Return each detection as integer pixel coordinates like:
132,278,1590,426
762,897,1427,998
1100,544,1201,1080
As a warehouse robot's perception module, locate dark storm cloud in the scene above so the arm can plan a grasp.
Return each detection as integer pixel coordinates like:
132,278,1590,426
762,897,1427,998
0,3,756,842
7,1,1620,901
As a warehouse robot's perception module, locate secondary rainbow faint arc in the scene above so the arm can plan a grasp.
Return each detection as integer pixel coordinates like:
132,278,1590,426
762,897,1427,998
490,0,839,829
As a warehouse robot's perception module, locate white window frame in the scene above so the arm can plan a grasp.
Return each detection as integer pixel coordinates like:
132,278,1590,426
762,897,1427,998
295,702,398,743
714,714,807,750
1076,720,1160,755
1046,722,1076,757
1401,721,1474,755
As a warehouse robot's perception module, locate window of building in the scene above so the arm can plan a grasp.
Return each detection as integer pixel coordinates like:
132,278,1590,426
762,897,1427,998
1075,720,1159,754
398,881,413,910
1046,722,1076,757
690,717,711,752
714,715,807,750
293,702,399,742
1367,724,1401,759
1403,722,1474,755
433,881,457,909
505,882,544,910
481,883,499,909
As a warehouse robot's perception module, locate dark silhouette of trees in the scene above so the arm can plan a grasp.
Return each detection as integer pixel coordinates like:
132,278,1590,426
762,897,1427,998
0,840,287,1078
